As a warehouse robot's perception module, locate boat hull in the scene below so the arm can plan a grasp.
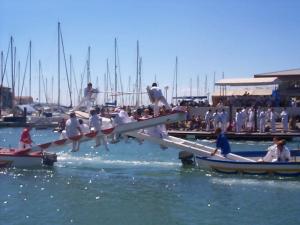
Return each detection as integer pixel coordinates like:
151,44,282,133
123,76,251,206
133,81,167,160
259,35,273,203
0,149,56,168
195,156,300,176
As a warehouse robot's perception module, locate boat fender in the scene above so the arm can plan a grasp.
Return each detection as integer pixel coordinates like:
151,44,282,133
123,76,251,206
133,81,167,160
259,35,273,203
178,151,195,165
42,152,57,166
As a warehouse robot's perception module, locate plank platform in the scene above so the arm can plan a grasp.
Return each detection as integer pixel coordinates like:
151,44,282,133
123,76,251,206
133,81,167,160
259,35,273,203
168,130,300,141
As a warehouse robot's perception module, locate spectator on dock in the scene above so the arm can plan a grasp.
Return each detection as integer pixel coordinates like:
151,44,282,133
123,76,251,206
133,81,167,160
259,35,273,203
211,127,231,157
19,126,33,149
269,108,277,133
235,108,243,133
205,109,212,131
248,107,255,132
65,112,82,152
280,108,289,133
212,109,220,130
220,109,228,132
258,108,266,133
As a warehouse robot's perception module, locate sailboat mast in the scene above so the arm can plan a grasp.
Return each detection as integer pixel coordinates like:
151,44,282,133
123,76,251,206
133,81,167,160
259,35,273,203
197,75,199,96
175,56,178,104
57,22,61,106
39,60,41,104
29,40,32,98
10,36,16,110
106,58,109,103
17,61,20,98
114,38,117,104
87,46,91,83
136,40,139,106
139,57,142,105
70,55,72,104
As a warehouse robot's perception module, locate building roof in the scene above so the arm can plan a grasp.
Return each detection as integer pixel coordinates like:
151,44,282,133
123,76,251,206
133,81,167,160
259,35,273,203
215,77,279,86
254,68,300,78
213,87,273,96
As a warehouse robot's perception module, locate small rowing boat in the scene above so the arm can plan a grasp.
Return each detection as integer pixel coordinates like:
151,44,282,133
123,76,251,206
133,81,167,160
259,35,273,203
194,150,300,176
0,148,57,168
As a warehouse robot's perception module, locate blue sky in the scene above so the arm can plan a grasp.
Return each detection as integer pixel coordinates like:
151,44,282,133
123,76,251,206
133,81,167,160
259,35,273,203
1,0,300,105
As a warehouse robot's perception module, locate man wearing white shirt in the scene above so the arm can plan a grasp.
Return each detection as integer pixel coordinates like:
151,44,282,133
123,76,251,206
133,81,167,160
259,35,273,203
205,109,212,131
65,112,82,152
259,109,266,133
280,108,289,133
149,83,171,116
269,108,277,133
89,109,109,150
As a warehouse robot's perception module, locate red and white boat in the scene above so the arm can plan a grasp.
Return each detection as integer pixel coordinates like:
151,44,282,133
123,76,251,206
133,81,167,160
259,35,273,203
0,148,57,168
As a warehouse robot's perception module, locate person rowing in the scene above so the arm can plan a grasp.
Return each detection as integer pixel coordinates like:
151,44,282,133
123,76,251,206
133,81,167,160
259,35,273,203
211,127,231,157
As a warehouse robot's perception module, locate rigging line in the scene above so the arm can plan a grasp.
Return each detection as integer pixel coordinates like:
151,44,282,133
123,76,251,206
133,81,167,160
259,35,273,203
19,44,30,103
59,30,73,107
2,39,11,88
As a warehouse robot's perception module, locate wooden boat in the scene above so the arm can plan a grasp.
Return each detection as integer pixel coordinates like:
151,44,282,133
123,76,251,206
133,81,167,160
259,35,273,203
0,148,57,168
195,151,300,176
125,131,300,176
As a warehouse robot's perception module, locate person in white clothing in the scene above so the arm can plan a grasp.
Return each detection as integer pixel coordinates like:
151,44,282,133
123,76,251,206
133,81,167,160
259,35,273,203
89,109,109,151
235,109,243,133
259,137,279,162
248,107,255,132
212,110,220,129
149,83,171,116
204,109,212,131
78,119,90,134
65,112,82,152
269,108,277,133
74,82,99,111
280,108,289,133
220,109,228,132
258,109,266,133
261,139,290,162
241,107,248,129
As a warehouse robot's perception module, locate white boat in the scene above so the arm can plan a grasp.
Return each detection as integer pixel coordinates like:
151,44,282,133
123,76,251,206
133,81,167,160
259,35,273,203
126,131,300,176
194,151,300,176
0,148,57,168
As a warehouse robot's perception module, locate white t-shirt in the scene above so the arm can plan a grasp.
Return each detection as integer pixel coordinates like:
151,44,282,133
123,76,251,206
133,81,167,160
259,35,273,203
66,117,81,137
89,114,102,131
150,86,163,100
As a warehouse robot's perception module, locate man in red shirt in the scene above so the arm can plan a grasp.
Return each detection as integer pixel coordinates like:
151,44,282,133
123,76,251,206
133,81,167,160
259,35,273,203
19,127,33,149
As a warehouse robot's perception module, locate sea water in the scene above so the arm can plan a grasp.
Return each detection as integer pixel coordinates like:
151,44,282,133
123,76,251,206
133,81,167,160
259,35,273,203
1,128,300,225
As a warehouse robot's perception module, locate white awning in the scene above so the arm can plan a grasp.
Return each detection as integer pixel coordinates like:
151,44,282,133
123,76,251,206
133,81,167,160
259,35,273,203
215,77,279,86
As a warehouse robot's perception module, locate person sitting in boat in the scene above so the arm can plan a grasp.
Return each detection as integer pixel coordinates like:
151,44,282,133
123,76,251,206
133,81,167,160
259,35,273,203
211,127,231,157
261,139,291,162
89,109,109,151
149,83,171,116
19,126,33,149
65,112,82,152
